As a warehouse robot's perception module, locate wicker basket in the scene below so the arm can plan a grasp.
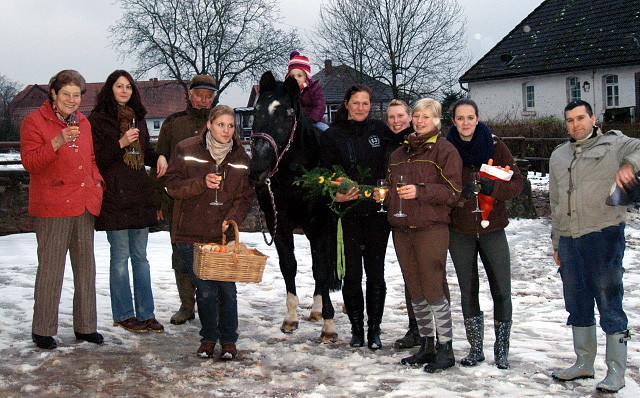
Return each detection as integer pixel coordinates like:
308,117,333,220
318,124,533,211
193,220,268,283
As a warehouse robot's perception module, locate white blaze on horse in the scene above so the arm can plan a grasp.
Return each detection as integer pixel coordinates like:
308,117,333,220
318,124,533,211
248,71,340,342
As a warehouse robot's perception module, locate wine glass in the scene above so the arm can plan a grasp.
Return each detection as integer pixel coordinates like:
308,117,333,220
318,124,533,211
210,163,223,206
68,113,79,148
471,172,484,214
376,179,388,213
127,117,140,155
394,175,408,218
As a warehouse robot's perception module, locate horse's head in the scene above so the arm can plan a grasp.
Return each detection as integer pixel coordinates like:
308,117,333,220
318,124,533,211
249,71,301,186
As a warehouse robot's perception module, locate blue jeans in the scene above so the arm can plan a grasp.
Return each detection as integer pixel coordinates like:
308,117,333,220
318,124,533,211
176,243,238,344
557,223,627,334
106,228,155,322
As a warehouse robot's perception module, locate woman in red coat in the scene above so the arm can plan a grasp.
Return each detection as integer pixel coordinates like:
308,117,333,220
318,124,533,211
20,70,105,349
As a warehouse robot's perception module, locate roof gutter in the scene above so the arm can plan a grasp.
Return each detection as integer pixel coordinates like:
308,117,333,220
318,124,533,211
459,81,469,92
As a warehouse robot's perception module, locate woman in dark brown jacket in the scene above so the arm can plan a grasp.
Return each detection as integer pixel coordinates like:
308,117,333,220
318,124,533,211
387,98,462,373
90,70,167,334
164,105,254,360
446,98,523,370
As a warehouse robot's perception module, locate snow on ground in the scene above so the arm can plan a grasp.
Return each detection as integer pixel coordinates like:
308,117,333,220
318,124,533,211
0,179,639,397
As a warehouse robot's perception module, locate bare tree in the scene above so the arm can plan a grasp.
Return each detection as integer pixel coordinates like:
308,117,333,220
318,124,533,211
110,0,300,103
314,0,470,101
0,74,21,141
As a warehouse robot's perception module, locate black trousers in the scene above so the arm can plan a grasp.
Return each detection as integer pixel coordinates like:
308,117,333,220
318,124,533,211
341,212,390,323
449,229,512,321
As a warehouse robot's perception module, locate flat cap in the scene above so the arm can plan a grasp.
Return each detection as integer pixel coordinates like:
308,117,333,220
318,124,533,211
190,75,218,91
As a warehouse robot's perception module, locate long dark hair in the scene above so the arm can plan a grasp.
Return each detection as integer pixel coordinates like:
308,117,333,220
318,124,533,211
331,84,373,125
92,70,147,119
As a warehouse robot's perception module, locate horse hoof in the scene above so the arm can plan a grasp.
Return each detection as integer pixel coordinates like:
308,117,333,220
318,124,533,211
280,321,299,333
320,332,338,343
309,312,323,322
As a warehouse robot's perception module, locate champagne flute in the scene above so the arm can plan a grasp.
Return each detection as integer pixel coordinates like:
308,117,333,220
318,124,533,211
394,175,408,218
376,179,388,213
210,163,223,206
471,172,484,214
68,113,79,148
127,117,140,155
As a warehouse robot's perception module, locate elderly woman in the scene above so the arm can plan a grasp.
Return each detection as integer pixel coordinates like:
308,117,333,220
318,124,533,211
446,98,522,369
387,98,462,372
319,84,394,350
164,105,254,359
89,70,168,334
20,70,105,349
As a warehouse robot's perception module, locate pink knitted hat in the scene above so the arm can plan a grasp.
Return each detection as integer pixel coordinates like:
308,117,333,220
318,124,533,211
287,51,311,80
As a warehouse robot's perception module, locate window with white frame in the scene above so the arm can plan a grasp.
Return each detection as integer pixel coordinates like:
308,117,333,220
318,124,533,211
523,83,535,110
604,75,619,107
567,77,581,102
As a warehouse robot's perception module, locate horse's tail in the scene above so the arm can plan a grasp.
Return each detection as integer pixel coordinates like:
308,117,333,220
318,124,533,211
311,202,342,292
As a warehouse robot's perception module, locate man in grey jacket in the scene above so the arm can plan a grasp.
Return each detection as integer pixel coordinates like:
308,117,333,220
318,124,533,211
549,100,639,393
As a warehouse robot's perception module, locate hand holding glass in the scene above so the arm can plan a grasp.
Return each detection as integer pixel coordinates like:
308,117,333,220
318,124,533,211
127,117,140,155
471,172,484,213
394,175,408,218
210,164,223,206
68,113,79,148
376,179,388,213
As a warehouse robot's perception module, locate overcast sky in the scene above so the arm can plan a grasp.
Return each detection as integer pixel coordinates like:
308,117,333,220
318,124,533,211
0,0,545,106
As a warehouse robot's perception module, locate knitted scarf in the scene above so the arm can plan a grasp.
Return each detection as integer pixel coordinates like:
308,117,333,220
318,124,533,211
117,105,144,169
206,131,233,166
446,121,494,167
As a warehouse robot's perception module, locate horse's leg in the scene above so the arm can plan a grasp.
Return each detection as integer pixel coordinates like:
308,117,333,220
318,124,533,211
320,285,338,342
274,231,299,333
309,292,323,322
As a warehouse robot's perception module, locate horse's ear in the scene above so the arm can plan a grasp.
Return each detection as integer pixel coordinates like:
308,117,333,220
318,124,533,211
284,76,300,102
259,71,277,94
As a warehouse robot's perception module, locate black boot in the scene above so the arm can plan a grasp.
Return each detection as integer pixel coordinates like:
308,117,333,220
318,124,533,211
366,284,386,350
494,320,512,369
395,318,425,349
344,290,365,348
424,341,455,373
401,336,435,366
460,314,485,366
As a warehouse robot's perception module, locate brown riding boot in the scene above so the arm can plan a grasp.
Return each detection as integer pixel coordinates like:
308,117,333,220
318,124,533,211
170,272,196,325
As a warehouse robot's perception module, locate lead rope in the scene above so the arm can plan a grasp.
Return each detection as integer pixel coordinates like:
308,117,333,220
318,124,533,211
257,178,277,246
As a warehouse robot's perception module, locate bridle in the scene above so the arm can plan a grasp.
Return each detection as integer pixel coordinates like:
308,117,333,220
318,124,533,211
249,115,297,178
249,114,298,245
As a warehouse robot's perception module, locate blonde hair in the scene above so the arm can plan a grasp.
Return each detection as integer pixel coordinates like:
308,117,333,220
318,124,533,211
412,98,442,119
386,99,411,117
207,105,240,144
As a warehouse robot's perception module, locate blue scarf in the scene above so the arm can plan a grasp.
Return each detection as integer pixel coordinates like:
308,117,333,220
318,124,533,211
446,121,494,167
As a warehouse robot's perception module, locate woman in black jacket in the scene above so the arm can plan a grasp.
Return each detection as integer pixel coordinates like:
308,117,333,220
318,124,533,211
89,70,168,334
319,85,394,349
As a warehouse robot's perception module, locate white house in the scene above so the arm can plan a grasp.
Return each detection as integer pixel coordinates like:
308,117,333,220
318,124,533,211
460,0,640,122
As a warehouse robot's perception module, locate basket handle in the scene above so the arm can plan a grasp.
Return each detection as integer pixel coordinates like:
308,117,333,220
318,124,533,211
222,220,240,266
221,219,240,245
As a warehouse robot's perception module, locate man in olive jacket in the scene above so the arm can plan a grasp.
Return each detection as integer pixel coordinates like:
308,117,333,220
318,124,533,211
549,100,640,393
155,75,217,325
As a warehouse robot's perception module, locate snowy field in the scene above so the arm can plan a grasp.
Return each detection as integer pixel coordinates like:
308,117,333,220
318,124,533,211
0,176,639,397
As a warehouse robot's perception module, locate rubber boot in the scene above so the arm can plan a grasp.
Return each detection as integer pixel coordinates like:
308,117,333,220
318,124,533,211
461,313,485,367
494,320,512,369
423,341,455,373
366,284,386,350
596,330,630,393
552,325,597,381
395,318,424,349
401,336,435,366
170,271,196,325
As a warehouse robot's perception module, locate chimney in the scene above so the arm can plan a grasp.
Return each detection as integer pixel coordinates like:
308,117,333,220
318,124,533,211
150,78,159,86
324,60,333,74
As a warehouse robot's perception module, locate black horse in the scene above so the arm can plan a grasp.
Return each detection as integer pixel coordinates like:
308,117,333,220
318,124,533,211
249,71,339,341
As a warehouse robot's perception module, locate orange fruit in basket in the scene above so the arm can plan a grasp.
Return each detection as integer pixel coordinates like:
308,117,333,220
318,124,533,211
219,246,227,253
248,249,254,255
213,246,221,252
